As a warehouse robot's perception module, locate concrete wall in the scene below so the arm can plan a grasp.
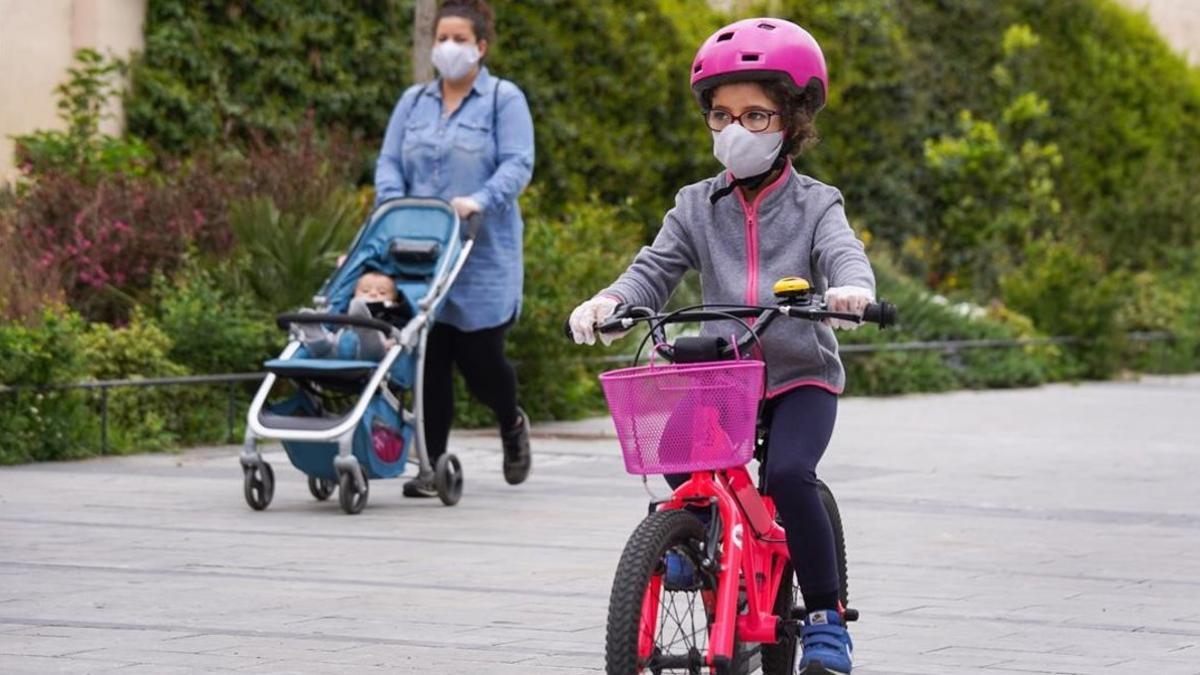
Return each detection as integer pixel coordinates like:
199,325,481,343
1120,0,1200,64
0,0,146,183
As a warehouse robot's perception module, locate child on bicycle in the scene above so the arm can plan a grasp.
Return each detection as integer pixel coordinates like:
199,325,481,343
569,18,873,675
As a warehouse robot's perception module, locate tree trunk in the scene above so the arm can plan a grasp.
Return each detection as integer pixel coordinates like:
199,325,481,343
413,0,436,83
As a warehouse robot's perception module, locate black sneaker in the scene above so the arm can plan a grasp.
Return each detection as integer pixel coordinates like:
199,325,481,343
402,475,437,498
501,407,531,485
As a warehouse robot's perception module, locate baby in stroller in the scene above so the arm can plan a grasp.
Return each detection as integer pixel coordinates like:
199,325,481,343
240,198,477,514
297,270,406,361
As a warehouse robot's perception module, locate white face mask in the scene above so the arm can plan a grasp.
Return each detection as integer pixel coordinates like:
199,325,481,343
431,40,481,81
712,124,784,179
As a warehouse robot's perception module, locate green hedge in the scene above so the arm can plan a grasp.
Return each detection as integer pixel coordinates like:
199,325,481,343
6,0,1196,465
127,1,412,154
128,0,719,228
0,306,258,464
839,251,1057,395
772,0,1200,275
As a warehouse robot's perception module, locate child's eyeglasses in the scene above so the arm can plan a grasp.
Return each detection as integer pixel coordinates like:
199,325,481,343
704,109,780,133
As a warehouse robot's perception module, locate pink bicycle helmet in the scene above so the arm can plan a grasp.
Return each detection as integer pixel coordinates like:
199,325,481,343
690,18,828,109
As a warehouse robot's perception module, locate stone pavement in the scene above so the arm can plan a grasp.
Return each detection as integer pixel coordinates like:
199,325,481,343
1,375,1198,674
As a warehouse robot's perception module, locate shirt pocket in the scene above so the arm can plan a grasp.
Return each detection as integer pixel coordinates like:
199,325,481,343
402,120,435,154
454,120,493,154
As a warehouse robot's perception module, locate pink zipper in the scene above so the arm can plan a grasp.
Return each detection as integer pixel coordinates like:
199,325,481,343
733,170,790,312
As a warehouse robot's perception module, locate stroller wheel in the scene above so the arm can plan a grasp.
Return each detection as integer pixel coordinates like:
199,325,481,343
307,475,336,501
435,454,464,506
337,470,369,515
243,461,275,511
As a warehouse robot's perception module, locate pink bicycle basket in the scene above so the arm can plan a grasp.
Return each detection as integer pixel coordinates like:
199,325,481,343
599,359,765,475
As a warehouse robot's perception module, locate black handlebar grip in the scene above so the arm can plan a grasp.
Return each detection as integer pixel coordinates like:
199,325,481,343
861,302,897,327
465,213,484,240
562,319,575,341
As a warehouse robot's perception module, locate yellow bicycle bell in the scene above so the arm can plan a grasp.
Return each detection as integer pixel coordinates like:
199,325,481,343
773,276,812,303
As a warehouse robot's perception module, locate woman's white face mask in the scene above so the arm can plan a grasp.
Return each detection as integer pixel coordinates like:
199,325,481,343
712,124,784,179
432,40,481,81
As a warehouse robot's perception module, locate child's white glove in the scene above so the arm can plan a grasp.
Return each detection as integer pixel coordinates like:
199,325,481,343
569,295,626,345
450,196,483,219
824,285,874,330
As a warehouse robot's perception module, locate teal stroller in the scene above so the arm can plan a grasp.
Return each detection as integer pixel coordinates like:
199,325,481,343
240,198,479,513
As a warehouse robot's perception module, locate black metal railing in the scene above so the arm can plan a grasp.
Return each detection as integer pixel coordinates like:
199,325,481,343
0,373,265,455
0,331,1177,455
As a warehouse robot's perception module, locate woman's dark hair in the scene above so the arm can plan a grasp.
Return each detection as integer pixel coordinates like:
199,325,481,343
435,0,496,45
701,79,821,160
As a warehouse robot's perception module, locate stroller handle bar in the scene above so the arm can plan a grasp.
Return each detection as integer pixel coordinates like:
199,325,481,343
276,312,400,339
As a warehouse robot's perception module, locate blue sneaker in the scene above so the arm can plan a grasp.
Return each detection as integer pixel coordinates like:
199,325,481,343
799,609,853,674
663,550,698,590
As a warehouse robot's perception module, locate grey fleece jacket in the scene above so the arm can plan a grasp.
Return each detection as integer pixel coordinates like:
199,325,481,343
602,168,875,396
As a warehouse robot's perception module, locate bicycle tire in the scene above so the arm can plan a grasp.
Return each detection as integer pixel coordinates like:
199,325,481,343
817,479,849,607
760,480,849,675
607,509,744,675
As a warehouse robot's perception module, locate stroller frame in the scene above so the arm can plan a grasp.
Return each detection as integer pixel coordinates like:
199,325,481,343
240,198,480,512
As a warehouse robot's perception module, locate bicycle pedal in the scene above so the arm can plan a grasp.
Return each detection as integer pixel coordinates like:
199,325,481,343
790,606,859,622
775,618,801,640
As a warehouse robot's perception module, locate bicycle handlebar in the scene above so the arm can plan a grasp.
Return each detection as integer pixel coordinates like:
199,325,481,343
563,300,896,337
562,298,897,362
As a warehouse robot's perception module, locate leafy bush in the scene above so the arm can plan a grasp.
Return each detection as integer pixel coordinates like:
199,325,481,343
7,168,231,321
1000,237,1128,377
453,189,643,425
12,48,153,181
1113,264,1200,374
126,1,411,155
8,107,367,323
921,109,1062,294
841,251,1053,395
489,0,719,226
77,313,188,453
128,0,720,229
1007,0,1200,269
225,188,365,313
153,262,276,374
0,309,96,464
0,213,65,322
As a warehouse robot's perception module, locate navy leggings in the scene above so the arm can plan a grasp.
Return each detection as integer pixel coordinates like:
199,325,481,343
668,386,840,600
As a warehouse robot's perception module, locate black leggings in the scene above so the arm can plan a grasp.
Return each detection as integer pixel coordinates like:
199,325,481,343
422,320,519,462
760,387,841,601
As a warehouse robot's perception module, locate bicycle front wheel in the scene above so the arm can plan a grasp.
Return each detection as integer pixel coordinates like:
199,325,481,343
606,509,733,674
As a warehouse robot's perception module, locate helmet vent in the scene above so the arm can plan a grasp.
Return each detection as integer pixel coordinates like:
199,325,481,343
741,53,761,62
693,62,703,73
757,22,777,30
716,31,735,42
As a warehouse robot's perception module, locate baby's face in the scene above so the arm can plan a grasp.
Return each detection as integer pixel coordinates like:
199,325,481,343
354,273,397,303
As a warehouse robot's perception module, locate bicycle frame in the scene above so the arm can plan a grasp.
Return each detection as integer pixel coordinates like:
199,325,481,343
597,292,892,672
645,465,791,670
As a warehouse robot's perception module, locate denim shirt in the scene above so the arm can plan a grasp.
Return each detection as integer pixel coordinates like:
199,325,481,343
374,67,535,331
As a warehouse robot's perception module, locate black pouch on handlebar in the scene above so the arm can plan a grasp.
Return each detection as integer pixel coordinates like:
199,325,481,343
672,336,729,364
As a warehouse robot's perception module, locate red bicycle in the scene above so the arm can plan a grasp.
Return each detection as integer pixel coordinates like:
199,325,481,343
581,277,895,675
